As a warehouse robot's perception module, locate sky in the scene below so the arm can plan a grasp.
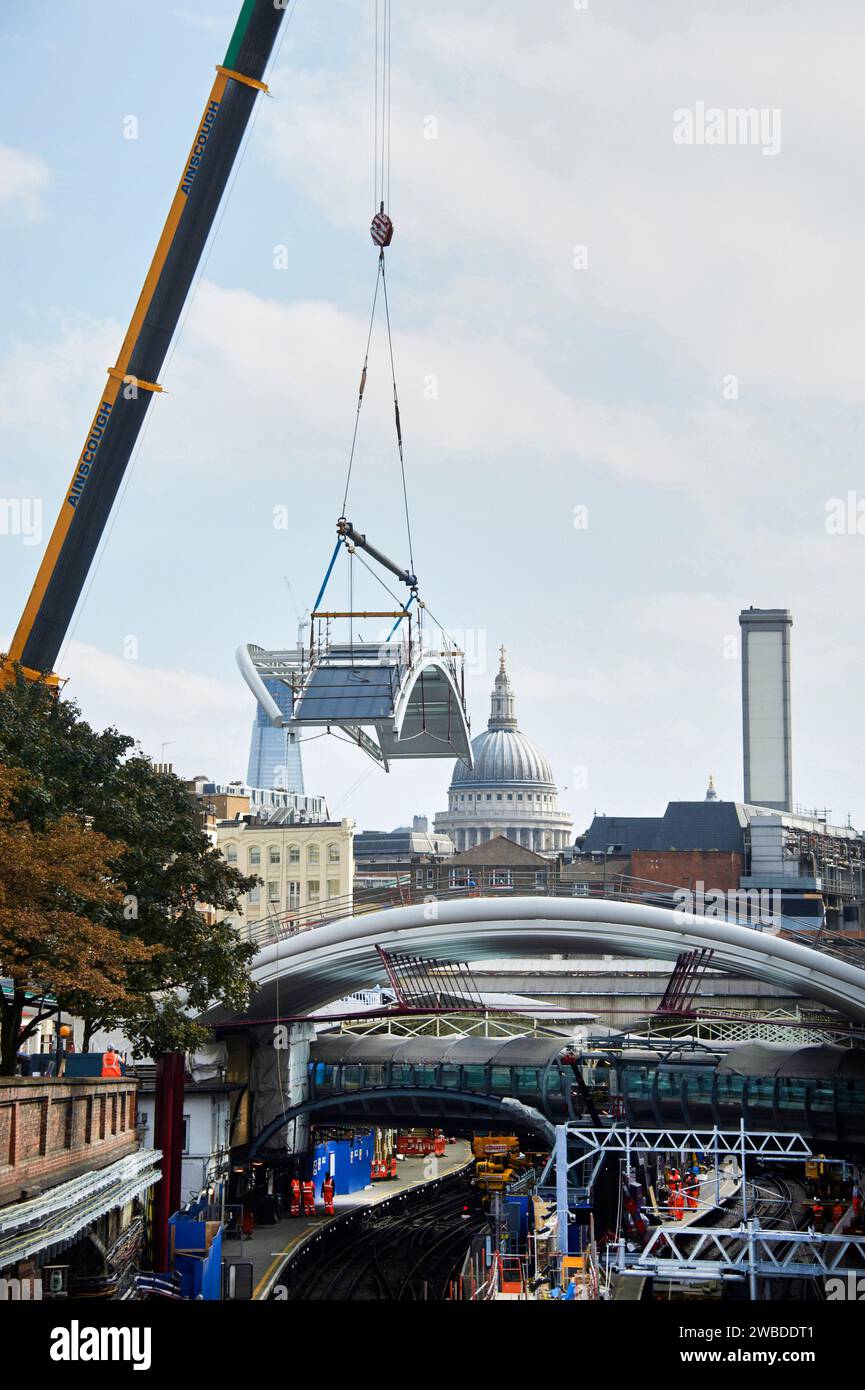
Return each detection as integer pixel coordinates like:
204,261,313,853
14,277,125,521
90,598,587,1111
1,0,864,836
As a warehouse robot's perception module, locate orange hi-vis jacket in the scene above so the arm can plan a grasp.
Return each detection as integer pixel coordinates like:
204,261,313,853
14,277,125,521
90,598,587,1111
101,1050,122,1078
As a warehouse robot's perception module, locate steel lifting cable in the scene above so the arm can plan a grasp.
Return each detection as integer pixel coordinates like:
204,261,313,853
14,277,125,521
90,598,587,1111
340,258,383,518
380,251,414,573
373,0,392,213
339,0,412,549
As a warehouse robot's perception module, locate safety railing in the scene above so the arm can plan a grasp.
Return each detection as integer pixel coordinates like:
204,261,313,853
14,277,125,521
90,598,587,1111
242,871,865,972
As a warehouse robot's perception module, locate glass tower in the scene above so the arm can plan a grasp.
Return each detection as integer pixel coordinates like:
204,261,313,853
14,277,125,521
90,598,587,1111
246,678,304,793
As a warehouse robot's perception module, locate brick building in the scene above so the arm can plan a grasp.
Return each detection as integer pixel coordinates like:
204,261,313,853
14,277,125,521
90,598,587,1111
0,1074,160,1295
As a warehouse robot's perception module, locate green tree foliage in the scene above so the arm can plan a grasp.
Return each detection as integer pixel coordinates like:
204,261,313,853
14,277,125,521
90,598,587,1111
0,765,156,1074
0,666,259,1058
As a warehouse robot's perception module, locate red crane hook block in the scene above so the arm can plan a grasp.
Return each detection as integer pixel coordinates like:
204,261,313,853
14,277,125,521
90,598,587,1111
371,209,394,247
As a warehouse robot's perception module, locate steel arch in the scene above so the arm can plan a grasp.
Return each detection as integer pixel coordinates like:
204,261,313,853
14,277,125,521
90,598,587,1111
246,896,865,1022
248,1088,553,1158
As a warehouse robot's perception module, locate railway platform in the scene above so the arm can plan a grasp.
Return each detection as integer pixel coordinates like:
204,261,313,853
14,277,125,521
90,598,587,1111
240,1141,472,1299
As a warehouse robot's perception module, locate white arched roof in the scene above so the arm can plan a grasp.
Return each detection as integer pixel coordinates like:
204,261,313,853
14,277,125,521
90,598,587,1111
245,896,865,1023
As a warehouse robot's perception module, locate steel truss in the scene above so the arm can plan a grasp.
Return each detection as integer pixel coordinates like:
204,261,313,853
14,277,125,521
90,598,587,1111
546,1123,814,1258
617,1222,865,1282
567,1126,812,1164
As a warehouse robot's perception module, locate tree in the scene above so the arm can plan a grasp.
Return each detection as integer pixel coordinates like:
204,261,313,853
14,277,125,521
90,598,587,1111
0,666,259,1059
0,766,155,1075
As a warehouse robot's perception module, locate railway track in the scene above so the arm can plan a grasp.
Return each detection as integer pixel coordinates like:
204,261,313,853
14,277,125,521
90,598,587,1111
280,1180,489,1301
680,1172,810,1297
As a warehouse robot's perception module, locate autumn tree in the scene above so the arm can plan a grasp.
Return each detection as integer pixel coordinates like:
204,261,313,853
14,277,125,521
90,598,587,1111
0,766,155,1074
0,666,259,1060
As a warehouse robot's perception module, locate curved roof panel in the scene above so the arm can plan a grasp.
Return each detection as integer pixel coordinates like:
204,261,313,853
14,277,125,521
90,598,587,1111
205,897,865,1029
308,1034,566,1067
718,1042,865,1079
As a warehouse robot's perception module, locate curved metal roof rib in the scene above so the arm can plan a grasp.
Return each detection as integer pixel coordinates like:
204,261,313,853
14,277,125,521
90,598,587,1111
232,897,865,1024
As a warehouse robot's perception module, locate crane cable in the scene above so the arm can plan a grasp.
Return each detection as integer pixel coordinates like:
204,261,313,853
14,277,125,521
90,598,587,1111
337,0,413,569
381,251,414,574
339,260,382,518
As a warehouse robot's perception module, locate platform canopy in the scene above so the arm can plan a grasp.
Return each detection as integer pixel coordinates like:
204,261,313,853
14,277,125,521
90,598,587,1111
237,638,472,771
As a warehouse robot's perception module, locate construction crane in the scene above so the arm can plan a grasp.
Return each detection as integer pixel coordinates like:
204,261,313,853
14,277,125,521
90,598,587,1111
0,0,297,1276
0,0,290,691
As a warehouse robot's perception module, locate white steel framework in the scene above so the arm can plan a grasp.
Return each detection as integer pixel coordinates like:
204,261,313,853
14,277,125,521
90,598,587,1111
617,1223,865,1283
546,1122,814,1258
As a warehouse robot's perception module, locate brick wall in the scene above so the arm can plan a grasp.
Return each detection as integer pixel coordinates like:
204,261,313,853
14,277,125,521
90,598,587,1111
631,849,744,895
0,1078,138,1207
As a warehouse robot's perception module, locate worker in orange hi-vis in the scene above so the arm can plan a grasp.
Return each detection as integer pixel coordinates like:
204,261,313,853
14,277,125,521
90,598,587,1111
322,1174,335,1216
670,1189,685,1222
289,1178,301,1217
101,1046,122,1079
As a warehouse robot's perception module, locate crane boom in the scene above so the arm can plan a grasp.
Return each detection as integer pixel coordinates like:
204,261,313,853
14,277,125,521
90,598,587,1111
3,0,289,686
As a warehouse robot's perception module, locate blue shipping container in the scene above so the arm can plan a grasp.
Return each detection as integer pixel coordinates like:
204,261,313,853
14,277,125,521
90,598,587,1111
311,1133,374,1197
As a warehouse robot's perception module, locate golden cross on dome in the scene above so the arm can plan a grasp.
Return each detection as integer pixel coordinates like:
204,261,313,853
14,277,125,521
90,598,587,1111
499,644,507,672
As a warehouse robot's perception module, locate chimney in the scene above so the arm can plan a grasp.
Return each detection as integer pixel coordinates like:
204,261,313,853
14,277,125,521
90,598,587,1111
738,608,793,811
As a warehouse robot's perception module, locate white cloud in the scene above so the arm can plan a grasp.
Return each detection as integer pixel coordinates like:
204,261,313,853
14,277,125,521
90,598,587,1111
0,317,119,432
59,641,250,775
259,2,865,400
3,1,865,836
0,145,50,222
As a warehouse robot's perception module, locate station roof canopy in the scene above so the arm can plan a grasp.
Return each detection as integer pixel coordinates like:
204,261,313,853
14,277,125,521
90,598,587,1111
717,1041,865,1079
310,1035,566,1067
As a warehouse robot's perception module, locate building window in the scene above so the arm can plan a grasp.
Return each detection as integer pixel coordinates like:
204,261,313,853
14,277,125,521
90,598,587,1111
268,881,280,903
287,881,300,909
269,845,280,865
249,845,261,867
288,844,300,864
507,793,513,800
488,869,513,888
496,794,502,801
327,843,340,865
327,879,340,899
248,885,261,906
307,880,320,904
486,794,492,802
517,794,523,801
225,844,237,864
308,844,320,866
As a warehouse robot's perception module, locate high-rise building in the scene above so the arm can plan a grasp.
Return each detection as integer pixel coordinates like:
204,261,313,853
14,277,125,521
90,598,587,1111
739,608,793,812
245,676,304,793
